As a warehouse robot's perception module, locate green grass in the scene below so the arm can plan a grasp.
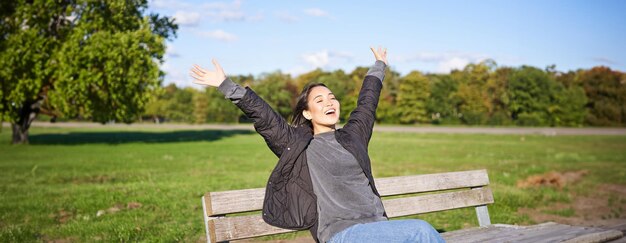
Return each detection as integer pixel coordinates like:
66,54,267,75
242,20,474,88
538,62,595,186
1,126,625,241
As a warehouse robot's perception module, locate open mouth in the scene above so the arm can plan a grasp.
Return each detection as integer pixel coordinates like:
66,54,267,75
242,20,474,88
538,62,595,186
324,109,336,115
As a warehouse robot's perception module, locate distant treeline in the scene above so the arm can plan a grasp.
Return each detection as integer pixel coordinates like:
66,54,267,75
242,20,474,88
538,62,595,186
143,60,626,127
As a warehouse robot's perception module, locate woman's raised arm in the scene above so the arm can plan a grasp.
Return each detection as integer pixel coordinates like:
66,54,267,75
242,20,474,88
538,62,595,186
189,59,294,158
342,47,388,146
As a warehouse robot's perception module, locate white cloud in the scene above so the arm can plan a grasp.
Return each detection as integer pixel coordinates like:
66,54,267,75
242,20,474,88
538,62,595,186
276,11,299,23
201,0,241,10
303,51,330,68
330,51,354,60
301,50,354,69
153,0,262,23
438,57,470,73
304,8,329,17
161,62,190,87
165,44,180,58
592,57,619,65
173,11,201,26
197,29,238,42
200,0,263,22
150,0,190,10
398,51,490,73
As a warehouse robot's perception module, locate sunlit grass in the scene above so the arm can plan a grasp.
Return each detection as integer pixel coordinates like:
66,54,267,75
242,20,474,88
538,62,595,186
1,126,625,241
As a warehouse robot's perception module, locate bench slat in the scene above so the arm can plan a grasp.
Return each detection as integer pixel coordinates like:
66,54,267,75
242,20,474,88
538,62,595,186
209,187,494,242
375,169,489,196
441,223,624,243
383,187,493,218
205,169,489,216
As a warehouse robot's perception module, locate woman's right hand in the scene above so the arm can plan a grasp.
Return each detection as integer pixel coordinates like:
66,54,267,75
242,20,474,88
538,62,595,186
190,59,227,87
370,46,388,65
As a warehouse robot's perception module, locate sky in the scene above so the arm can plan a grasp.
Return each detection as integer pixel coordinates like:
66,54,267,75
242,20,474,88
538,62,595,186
147,0,626,87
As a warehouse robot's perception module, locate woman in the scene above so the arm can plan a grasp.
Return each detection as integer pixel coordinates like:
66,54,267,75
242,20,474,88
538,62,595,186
190,47,444,243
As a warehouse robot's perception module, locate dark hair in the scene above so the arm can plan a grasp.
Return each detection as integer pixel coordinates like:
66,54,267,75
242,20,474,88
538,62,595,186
291,83,328,128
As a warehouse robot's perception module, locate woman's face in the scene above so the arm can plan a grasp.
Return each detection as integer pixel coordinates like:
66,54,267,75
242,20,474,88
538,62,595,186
303,86,340,128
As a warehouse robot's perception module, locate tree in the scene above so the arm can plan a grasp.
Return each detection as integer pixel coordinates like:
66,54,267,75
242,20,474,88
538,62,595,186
396,71,430,124
577,67,626,126
452,61,493,125
485,67,513,125
0,0,177,144
253,71,298,120
507,66,556,126
427,74,461,124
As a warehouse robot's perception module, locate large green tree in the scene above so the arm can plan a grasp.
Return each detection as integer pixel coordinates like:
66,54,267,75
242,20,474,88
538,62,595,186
0,0,176,144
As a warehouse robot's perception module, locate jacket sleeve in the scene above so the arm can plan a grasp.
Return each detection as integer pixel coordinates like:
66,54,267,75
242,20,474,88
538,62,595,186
218,79,293,157
342,61,385,146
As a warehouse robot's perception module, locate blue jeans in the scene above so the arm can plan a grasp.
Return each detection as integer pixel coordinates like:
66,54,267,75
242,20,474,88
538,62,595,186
328,219,446,243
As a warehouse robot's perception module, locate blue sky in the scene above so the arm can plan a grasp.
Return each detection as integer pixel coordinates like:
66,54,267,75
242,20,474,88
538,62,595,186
148,0,626,87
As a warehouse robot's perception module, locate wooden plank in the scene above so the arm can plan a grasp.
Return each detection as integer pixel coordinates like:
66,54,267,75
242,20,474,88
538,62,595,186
443,223,624,243
206,170,490,215
376,169,490,196
206,188,264,216
560,229,622,243
210,188,493,241
212,214,296,242
383,187,494,218
442,226,514,242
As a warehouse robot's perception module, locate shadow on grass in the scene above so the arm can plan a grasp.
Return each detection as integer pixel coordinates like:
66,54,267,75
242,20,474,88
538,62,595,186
29,129,254,145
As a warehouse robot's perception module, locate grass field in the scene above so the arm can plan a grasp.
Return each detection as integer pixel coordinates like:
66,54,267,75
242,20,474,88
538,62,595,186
1,126,625,242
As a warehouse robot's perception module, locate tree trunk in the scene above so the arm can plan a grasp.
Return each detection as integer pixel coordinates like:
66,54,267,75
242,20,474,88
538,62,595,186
11,99,42,144
12,123,29,144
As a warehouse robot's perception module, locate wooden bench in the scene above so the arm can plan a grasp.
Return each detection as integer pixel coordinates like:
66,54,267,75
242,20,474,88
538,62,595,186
201,169,624,242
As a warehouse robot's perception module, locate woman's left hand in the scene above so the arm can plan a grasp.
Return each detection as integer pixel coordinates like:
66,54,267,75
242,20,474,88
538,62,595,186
370,46,388,65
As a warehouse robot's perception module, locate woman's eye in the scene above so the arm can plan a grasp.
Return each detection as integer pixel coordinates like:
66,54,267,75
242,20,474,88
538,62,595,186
316,100,322,103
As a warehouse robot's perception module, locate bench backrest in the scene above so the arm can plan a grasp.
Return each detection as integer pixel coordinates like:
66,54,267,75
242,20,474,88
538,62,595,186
202,169,494,243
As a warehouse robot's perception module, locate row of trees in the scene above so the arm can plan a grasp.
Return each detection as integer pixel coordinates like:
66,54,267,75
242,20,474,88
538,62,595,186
144,61,626,127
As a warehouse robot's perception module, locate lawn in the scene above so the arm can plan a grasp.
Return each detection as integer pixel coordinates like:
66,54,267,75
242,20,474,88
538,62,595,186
1,126,625,242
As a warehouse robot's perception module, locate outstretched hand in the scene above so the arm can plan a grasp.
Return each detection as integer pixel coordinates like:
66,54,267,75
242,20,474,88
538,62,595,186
190,59,226,87
370,46,388,65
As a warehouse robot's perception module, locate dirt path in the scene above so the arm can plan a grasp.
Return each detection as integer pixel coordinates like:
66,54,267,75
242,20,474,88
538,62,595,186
8,121,626,136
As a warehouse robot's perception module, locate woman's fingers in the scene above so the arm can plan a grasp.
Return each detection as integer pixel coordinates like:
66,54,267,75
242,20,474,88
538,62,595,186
370,46,388,65
193,65,207,74
189,72,205,82
212,59,223,72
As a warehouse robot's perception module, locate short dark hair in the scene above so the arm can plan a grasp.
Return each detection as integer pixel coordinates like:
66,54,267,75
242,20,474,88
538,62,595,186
291,83,328,129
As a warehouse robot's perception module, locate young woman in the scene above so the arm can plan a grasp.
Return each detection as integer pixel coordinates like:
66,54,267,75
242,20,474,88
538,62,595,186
190,47,445,243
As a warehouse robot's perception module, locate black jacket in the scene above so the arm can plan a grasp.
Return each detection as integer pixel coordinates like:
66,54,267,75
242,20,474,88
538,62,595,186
234,74,386,242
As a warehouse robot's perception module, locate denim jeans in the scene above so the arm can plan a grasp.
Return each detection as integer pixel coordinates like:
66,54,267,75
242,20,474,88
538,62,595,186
328,219,446,243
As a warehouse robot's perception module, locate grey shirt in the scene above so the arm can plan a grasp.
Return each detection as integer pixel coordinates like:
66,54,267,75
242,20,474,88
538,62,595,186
306,131,387,243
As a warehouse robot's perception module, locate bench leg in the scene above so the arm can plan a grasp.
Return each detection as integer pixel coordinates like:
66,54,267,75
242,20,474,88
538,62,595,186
202,196,213,243
475,205,491,227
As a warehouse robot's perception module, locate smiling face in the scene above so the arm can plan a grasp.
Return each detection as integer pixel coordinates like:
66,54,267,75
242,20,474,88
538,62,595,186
302,86,340,134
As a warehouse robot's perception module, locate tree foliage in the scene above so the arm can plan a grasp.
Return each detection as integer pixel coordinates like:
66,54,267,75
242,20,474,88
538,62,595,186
396,71,430,124
0,0,177,143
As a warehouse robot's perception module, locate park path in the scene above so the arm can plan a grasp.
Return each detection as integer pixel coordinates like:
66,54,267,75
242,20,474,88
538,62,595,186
6,121,626,136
